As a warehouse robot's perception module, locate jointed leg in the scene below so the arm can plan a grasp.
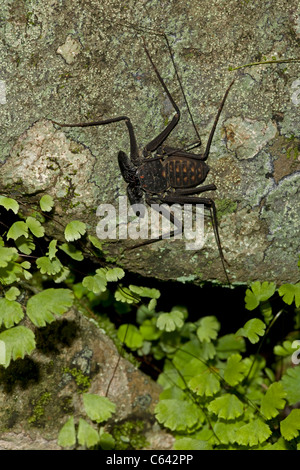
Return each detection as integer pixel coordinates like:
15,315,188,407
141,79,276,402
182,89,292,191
161,194,230,284
51,115,140,165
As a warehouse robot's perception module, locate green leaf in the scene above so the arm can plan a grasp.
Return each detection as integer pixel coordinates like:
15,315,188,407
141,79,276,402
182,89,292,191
214,421,240,445
58,417,76,448
140,319,161,341
99,431,115,450
0,246,18,267
36,256,63,275
188,371,220,397
64,220,86,241
196,316,220,343
280,409,300,441
114,286,139,304
26,216,45,238
260,382,286,419
117,324,143,350
60,243,84,261
0,326,36,368
173,438,212,450
82,273,107,294
0,196,19,214
105,267,125,282
235,318,266,344
5,286,20,301
0,298,24,328
129,285,160,299
274,340,296,357
7,221,28,240
278,283,300,308
245,281,276,310
224,353,247,386
281,367,300,405
235,419,272,447
156,310,184,332
216,333,246,359
15,235,35,254
208,393,244,420
77,418,99,448
155,399,204,431
26,288,74,327
47,240,58,260
40,194,54,212
88,235,104,251
83,394,116,423
0,340,6,365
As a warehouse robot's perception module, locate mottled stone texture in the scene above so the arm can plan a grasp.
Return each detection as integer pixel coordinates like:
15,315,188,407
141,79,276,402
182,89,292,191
0,0,299,284
0,308,173,450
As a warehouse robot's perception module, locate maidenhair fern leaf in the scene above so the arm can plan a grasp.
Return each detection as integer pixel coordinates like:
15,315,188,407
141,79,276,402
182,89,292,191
60,243,84,261
196,316,220,343
278,283,300,308
82,272,107,294
47,240,58,260
114,286,139,304
15,236,35,255
280,409,300,441
77,418,99,448
274,340,296,357
7,221,28,240
281,367,300,405
208,393,244,420
0,298,24,328
99,431,115,450
260,382,286,419
0,340,6,365
188,371,220,397
36,256,63,275
26,216,45,238
129,285,160,299
83,394,116,423
117,324,143,350
216,334,246,359
213,421,240,445
235,419,272,447
0,246,18,267
224,353,247,386
0,325,36,368
173,438,212,450
64,220,86,241
235,318,266,344
58,416,76,448
105,267,125,282
245,281,276,310
39,194,54,212
26,288,74,327
5,286,20,301
155,399,204,431
0,196,19,214
156,310,184,332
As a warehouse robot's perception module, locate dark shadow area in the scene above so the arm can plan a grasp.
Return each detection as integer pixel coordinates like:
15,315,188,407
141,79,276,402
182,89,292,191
35,319,78,354
0,357,40,394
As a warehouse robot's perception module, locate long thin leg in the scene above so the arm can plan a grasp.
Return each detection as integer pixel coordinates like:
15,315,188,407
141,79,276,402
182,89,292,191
51,115,140,165
201,79,235,161
142,37,180,153
161,194,230,284
125,197,183,250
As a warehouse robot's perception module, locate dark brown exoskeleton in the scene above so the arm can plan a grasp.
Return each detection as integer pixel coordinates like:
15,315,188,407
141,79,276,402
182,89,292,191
52,34,235,284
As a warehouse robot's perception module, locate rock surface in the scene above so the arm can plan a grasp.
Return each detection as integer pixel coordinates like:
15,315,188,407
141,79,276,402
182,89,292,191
0,307,174,450
0,0,299,284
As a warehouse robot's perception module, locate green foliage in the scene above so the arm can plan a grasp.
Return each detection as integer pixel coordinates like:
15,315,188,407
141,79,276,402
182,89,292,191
58,393,116,449
1,195,300,451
